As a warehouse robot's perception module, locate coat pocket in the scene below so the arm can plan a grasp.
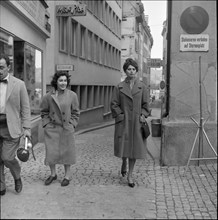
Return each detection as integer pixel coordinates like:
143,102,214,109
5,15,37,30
115,113,124,124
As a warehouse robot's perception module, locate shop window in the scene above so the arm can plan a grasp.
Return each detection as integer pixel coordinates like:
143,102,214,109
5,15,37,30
0,29,14,73
24,44,42,115
0,29,42,116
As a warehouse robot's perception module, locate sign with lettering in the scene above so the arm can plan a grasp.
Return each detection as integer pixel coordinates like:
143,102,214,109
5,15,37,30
56,4,86,17
180,34,209,52
147,58,162,68
56,64,74,71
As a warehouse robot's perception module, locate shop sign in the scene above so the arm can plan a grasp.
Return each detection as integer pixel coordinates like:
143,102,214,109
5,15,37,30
180,34,209,52
56,3,86,17
147,58,162,68
56,64,74,71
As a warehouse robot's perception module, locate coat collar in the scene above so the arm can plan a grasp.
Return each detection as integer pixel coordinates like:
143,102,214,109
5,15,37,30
119,78,142,99
50,88,69,111
51,88,63,111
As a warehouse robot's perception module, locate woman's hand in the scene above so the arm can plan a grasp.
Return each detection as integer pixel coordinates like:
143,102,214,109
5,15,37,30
140,114,146,123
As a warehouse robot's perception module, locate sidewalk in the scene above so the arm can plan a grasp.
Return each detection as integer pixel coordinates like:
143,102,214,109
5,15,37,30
1,108,217,219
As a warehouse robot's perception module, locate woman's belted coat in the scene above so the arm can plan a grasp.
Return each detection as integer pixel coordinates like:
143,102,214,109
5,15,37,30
40,89,80,165
110,78,150,159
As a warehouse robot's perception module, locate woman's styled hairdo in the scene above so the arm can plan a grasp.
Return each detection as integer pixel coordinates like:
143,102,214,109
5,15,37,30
51,71,71,90
123,58,138,72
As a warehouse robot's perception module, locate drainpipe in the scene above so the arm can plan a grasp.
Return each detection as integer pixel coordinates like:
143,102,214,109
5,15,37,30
165,0,172,117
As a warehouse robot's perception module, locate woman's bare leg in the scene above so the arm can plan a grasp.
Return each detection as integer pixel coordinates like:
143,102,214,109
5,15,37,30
127,158,136,187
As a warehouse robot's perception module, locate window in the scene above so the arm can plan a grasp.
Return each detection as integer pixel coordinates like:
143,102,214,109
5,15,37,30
71,19,78,56
104,42,108,66
93,0,98,17
80,25,86,58
99,39,103,64
59,17,68,53
109,7,112,29
105,3,109,26
108,45,111,67
93,34,98,62
87,0,93,13
87,30,93,61
24,44,42,115
99,0,103,22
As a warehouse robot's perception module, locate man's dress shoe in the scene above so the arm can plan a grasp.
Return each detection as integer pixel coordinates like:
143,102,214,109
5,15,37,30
15,178,23,193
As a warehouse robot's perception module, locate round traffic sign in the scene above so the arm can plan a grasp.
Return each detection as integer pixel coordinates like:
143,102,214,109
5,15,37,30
180,6,209,34
160,80,166,90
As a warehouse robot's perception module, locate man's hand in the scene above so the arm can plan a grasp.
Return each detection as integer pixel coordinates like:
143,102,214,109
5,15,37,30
23,128,31,140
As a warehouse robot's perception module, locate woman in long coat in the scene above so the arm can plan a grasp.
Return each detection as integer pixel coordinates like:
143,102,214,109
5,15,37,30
110,58,150,187
40,71,80,187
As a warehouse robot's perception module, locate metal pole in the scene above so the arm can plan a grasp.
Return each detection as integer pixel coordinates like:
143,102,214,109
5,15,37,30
198,56,203,166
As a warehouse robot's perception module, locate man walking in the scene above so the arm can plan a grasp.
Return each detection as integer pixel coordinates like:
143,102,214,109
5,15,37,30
0,54,31,196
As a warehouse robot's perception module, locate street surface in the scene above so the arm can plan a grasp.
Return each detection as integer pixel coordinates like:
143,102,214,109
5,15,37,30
1,109,217,219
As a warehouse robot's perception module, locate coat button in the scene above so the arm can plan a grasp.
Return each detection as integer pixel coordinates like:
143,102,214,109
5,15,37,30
63,119,66,122
62,112,65,115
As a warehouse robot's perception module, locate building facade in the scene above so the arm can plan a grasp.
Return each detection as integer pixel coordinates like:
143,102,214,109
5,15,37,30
0,0,51,145
121,0,153,87
42,0,122,133
161,1,217,166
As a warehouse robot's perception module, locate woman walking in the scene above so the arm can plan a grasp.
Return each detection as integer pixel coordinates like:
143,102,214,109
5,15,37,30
40,71,80,186
110,58,150,187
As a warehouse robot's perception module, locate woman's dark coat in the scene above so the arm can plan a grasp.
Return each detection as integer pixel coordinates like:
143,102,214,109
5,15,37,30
110,78,150,159
40,89,80,165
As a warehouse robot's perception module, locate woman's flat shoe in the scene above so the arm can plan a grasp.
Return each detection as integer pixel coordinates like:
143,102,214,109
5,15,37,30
61,178,70,187
45,175,57,185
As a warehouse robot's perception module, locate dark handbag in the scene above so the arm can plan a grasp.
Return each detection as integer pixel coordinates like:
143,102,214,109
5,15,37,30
141,120,150,139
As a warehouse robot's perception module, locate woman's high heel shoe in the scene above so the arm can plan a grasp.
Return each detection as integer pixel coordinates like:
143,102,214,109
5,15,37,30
45,175,57,185
127,177,135,188
128,182,135,188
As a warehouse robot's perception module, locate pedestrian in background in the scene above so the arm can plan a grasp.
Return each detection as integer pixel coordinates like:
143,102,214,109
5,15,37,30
0,54,31,196
110,58,150,188
40,71,80,187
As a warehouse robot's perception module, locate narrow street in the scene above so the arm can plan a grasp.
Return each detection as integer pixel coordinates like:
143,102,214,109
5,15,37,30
1,109,217,219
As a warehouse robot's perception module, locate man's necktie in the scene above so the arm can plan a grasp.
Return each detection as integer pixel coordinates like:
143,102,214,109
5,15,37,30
0,79,8,83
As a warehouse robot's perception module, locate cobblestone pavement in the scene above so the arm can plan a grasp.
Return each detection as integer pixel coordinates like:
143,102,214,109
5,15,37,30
1,109,217,219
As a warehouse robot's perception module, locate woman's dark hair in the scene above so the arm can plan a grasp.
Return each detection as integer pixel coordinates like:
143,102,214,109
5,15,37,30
51,71,71,90
123,58,138,72
0,54,10,66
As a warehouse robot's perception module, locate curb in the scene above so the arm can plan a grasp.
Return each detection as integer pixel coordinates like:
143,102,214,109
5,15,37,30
75,121,115,135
